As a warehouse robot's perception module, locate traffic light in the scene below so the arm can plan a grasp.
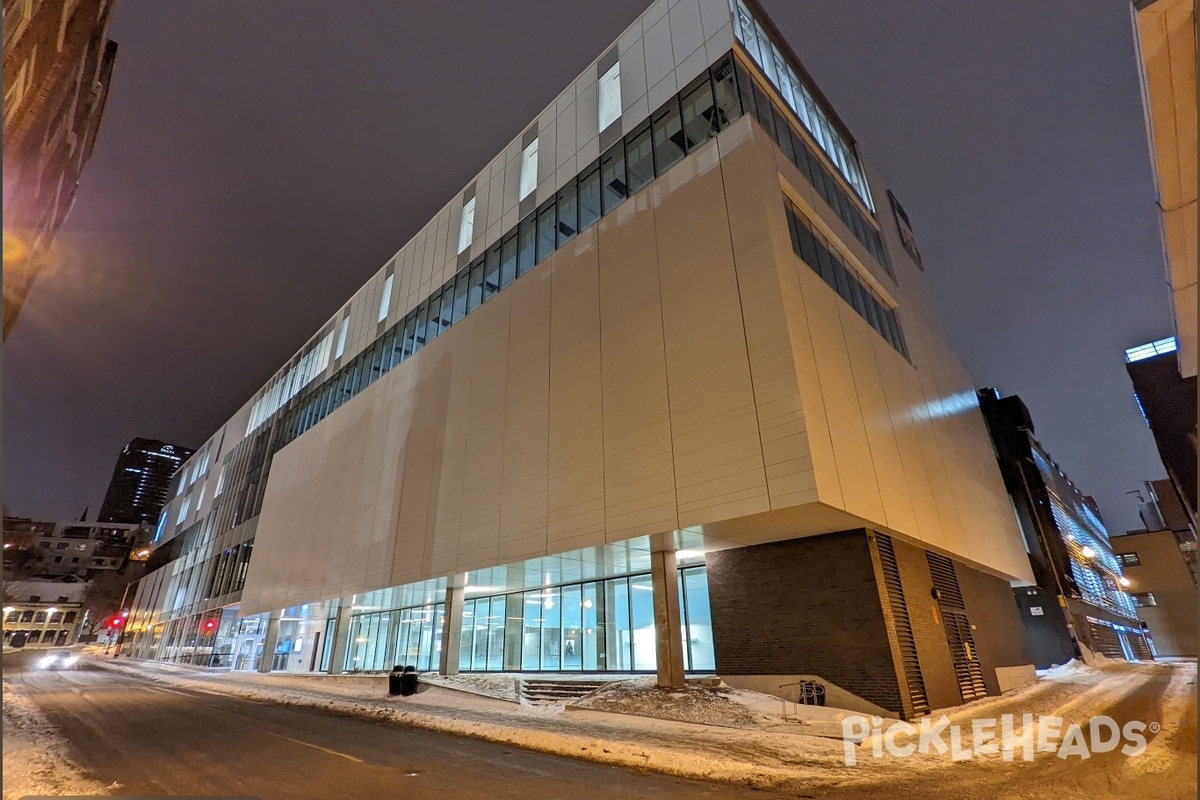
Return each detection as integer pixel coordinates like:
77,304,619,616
105,614,125,630
201,618,219,635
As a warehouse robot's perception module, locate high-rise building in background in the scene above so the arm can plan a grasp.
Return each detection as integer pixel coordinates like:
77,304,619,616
1125,338,1197,535
1130,0,1197,380
98,438,195,526
126,0,1041,718
2,0,119,340
978,389,1149,666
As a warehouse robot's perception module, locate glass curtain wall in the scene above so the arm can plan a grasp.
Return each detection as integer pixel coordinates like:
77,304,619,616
345,602,446,672
458,566,714,673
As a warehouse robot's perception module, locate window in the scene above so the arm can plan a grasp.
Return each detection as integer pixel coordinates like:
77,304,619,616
1132,592,1156,607
652,98,685,174
624,121,653,195
517,213,536,275
457,196,476,254
887,190,922,268
556,180,578,245
536,199,556,263
177,496,191,524
600,142,627,213
519,139,539,201
598,61,622,131
577,161,601,231
378,274,393,323
680,73,717,152
784,197,908,358
1117,552,1141,567
214,465,226,497
335,317,349,359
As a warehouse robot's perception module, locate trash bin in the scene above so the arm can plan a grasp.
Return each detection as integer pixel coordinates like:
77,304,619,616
388,665,405,696
400,665,419,697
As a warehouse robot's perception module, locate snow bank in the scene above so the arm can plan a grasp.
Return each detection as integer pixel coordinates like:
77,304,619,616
573,677,767,728
2,678,110,800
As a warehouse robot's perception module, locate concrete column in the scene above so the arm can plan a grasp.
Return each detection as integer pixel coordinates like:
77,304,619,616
256,611,282,673
325,596,355,674
650,533,685,689
438,574,466,675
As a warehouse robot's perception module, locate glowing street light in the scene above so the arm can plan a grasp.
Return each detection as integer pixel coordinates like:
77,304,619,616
1080,546,1096,559
1118,576,1131,587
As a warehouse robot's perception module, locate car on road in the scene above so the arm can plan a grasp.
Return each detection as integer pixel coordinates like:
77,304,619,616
37,649,79,670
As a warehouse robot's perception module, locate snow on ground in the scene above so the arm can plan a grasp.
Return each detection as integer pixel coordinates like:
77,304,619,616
573,676,767,728
92,655,1197,798
422,672,520,701
2,677,110,800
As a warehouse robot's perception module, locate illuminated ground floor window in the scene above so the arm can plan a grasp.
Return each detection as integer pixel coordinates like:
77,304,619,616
458,565,714,673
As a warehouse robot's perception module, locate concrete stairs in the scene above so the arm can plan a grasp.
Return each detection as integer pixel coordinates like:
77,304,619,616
518,678,608,706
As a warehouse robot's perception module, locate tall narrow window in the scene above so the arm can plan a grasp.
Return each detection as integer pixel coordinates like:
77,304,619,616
519,138,539,201
378,273,393,322
598,61,621,131
457,196,475,254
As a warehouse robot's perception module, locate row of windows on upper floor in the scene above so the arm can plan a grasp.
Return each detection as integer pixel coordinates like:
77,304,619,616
198,50,903,543
783,197,909,359
249,53,746,461
732,57,894,279
731,0,875,213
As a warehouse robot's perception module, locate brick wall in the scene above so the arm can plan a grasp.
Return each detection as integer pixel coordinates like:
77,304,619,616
957,561,1036,695
707,530,904,714
887,536,962,710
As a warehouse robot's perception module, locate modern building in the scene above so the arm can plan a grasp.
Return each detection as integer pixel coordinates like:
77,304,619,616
2,0,120,340
1130,0,1197,380
1125,338,1197,534
126,0,1038,718
977,389,1151,666
98,438,196,525
1109,528,1197,657
2,578,85,648
3,515,142,578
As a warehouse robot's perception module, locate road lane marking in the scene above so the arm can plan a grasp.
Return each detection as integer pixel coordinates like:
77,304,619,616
265,731,364,763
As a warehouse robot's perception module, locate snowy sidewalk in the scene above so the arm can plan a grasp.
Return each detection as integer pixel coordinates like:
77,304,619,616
2,675,109,800
91,656,1196,798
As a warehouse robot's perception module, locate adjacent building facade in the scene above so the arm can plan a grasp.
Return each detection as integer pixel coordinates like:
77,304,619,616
1125,338,1198,537
1131,0,1197,380
2,578,85,647
3,515,142,578
978,389,1150,666
2,0,120,339
126,0,1037,718
1110,528,1197,658
98,438,196,525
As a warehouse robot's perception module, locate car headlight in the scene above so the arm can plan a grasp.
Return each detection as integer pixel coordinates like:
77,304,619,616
63,656,78,666
38,656,56,668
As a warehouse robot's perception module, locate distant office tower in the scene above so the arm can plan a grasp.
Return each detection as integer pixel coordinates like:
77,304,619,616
98,439,195,525
2,0,119,340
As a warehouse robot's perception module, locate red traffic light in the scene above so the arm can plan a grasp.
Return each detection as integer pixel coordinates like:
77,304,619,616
202,619,219,633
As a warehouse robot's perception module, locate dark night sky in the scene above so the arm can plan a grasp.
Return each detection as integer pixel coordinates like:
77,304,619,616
4,0,1169,535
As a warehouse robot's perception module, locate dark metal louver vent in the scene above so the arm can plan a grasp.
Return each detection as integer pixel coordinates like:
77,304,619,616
876,533,929,716
927,552,987,701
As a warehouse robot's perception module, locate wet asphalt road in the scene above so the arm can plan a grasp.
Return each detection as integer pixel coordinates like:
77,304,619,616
5,651,774,800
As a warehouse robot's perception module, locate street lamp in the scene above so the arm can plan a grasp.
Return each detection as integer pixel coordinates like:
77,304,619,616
1080,546,1096,559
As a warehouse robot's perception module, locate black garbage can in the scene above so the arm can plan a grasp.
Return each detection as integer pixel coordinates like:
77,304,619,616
388,665,405,696
400,665,419,697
